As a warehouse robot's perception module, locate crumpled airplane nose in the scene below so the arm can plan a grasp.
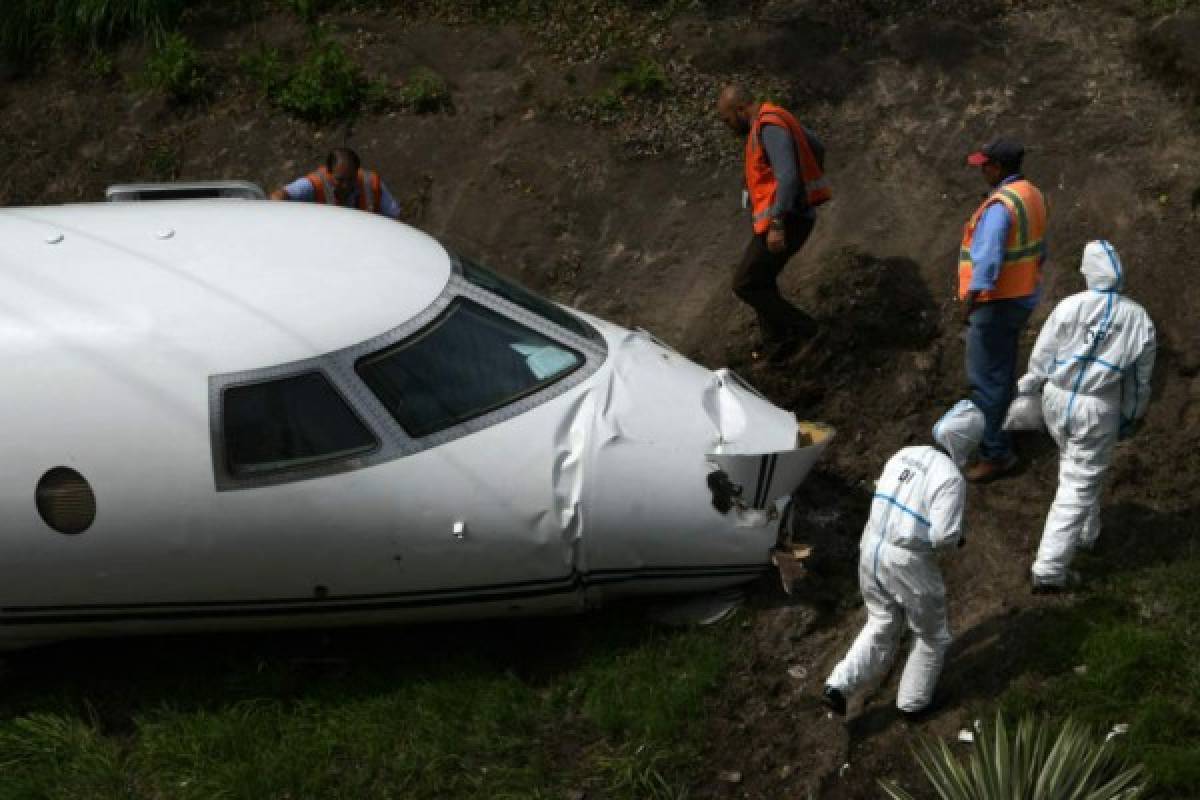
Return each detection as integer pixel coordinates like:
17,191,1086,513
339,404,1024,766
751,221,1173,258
703,368,835,513
552,326,834,600
582,328,833,522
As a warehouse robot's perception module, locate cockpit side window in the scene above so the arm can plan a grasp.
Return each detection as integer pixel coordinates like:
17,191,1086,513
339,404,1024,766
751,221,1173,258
459,256,600,342
222,371,378,476
356,297,583,438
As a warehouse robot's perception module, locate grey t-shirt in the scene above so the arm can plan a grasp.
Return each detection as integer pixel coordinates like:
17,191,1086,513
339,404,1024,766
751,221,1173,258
760,124,817,221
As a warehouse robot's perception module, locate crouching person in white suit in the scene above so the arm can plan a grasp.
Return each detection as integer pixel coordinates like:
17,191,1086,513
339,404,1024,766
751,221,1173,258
1019,240,1156,592
822,400,985,717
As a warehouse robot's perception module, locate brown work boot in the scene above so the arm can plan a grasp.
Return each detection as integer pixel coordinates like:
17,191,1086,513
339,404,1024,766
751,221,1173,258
965,454,1019,483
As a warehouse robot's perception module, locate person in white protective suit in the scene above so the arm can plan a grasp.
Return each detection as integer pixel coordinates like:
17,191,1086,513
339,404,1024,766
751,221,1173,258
822,400,985,717
1019,240,1156,592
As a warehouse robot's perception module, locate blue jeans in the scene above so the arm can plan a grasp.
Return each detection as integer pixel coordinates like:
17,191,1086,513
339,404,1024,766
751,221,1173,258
966,299,1033,461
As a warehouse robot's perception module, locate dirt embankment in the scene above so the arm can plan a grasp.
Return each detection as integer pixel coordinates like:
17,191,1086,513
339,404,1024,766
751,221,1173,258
3,0,1200,796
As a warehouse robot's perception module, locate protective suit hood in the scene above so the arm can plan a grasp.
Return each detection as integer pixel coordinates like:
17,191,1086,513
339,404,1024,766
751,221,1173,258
1081,240,1125,292
933,399,985,468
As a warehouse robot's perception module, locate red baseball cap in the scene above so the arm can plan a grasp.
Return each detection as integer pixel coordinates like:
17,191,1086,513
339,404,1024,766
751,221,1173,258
966,138,1025,170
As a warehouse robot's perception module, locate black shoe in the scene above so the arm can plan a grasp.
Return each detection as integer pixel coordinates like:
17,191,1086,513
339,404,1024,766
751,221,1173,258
899,700,937,723
821,685,846,716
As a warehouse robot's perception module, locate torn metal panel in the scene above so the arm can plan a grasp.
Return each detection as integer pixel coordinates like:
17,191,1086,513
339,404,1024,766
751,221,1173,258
708,422,835,511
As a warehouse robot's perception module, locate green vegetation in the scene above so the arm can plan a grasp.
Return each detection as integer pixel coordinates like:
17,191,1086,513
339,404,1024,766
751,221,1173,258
589,59,670,114
986,543,1200,796
140,32,207,103
613,59,668,97
86,50,117,80
240,36,395,124
241,40,452,123
275,37,367,123
143,141,182,179
284,0,330,26
881,713,1148,800
239,44,289,98
0,0,184,65
0,610,731,799
398,67,453,114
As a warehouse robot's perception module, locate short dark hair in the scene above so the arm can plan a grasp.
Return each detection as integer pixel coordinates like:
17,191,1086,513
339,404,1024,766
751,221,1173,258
326,147,361,172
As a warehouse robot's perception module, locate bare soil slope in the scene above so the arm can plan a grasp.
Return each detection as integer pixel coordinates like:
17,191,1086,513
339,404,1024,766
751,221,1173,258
3,1,1199,796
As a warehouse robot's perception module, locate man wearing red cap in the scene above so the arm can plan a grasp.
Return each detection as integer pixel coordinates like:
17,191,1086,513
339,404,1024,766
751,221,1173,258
958,138,1048,482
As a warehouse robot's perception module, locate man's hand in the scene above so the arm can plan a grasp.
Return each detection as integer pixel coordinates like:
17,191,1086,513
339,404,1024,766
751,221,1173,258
766,219,786,253
961,289,981,325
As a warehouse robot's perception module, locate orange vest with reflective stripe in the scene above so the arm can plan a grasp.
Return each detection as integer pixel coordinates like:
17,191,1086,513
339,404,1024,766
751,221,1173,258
745,103,831,234
305,166,384,213
958,178,1047,302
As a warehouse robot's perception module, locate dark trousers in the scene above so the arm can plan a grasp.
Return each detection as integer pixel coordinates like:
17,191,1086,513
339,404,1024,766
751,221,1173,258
966,299,1033,461
733,213,818,345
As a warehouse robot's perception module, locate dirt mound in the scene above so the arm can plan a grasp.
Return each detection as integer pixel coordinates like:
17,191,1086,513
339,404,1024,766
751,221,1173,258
1137,11,1200,95
814,248,939,351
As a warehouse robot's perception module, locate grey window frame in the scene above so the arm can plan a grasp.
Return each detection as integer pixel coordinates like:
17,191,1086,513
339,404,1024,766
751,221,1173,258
209,258,607,491
219,369,381,478
356,296,586,438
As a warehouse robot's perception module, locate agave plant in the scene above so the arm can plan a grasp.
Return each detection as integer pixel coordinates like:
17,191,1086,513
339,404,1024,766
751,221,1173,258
880,712,1148,800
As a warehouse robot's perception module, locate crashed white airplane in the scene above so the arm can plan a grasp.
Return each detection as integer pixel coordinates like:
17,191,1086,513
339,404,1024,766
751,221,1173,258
0,185,832,650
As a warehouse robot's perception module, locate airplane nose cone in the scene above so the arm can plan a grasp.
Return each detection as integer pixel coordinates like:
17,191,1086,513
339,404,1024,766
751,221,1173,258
595,329,833,509
704,370,834,512
572,328,833,594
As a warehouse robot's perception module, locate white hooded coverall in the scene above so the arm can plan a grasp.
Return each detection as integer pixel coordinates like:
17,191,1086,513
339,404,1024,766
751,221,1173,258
1021,240,1156,585
826,400,984,713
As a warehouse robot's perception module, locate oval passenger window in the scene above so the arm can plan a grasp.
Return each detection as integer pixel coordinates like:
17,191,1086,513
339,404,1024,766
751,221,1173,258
36,467,97,535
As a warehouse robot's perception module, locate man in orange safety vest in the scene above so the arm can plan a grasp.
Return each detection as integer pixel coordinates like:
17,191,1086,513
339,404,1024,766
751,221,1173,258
270,147,403,219
717,85,831,366
959,137,1048,482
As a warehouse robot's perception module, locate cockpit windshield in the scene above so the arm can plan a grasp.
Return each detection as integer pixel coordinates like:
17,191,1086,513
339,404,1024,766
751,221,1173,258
356,298,583,438
458,256,599,342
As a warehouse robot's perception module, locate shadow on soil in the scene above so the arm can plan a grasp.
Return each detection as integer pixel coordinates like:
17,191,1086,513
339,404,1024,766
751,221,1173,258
940,500,1199,713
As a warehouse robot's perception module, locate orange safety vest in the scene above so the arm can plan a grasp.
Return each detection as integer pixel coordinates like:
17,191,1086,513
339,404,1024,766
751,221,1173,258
745,102,831,234
958,178,1047,302
305,166,384,213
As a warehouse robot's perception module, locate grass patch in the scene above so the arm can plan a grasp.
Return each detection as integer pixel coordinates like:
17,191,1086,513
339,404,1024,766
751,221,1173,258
996,552,1200,797
241,34,391,124
275,36,367,123
140,32,208,104
398,66,453,113
613,59,668,97
588,59,670,115
0,608,733,799
285,0,335,26
142,141,183,180
239,44,289,98
0,0,184,66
